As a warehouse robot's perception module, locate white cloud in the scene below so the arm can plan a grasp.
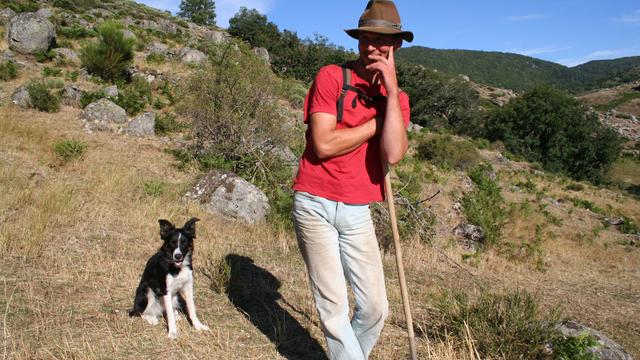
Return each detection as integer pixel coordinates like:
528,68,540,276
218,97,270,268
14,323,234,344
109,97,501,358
613,9,640,24
507,14,550,22
135,0,276,27
507,45,572,57
556,47,640,67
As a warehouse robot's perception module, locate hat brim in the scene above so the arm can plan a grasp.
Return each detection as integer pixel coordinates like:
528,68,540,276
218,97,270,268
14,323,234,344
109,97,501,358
345,27,414,42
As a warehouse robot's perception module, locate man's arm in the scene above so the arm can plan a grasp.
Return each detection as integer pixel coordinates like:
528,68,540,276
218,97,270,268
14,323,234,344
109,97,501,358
310,112,378,160
366,46,408,165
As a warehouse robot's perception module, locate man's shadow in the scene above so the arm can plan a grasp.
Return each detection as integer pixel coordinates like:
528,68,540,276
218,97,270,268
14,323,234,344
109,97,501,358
224,254,327,360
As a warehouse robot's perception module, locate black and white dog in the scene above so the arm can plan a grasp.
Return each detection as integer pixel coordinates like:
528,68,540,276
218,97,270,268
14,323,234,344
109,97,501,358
129,217,209,339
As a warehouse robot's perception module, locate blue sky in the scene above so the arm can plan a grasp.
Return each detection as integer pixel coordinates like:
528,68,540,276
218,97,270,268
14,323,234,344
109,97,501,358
137,0,640,67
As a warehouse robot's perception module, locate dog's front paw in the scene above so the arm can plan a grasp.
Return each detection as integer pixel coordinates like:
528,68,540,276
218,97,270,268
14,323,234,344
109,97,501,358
142,315,159,326
167,330,178,339
194,322,210,331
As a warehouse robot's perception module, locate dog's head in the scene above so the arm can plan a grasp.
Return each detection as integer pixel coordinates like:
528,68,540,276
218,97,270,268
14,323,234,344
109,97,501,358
158,217,200,269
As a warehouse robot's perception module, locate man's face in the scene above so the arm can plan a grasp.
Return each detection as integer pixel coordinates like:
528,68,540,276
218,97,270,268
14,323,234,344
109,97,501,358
358,31,401,65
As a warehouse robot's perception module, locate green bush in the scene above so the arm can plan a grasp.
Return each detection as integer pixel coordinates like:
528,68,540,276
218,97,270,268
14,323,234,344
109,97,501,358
6,0,39,13
35,50,56,63
0,61,18,81
551,332,600,360
416,134,481,171
27,82,61,112
619,216,638,235
155,112,187,135
179,41,298,227
65,70,79,82
434,289,559,359
145,52,166,64
485,85,622,183
42,67,63,77
112,77,152,115
53,0,99,11
80,21,135,82
53,139,87,162
463,164,506,247
80,90,106,108
57,25,97,39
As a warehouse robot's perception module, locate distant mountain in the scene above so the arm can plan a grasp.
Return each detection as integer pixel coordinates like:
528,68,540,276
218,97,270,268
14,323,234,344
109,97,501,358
396,46,640,93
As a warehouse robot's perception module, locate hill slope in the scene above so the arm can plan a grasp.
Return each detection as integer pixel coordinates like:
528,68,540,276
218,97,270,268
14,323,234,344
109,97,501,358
396,46,640,92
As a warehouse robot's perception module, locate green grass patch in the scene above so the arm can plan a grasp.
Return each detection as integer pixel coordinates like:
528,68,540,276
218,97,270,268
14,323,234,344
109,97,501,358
53,139,87,162
462,164,506,248
0,61,18,81
143,180,167,197
416,133,482,171
155,112,188,135
594,92,640,112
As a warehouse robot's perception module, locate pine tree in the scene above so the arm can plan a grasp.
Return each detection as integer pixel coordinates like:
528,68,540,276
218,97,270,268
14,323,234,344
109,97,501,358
178,0,216,26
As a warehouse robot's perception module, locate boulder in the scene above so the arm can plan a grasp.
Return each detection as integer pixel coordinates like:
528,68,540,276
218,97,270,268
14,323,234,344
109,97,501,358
147,41,169,55
183,170,270,223
11,85,31,108
556,321,633,360
61,84,82,107
103,85,118,98
157,19,177,34
0,8,16,25
7,13,56,55
124,112,155,137
252,47,270,64
82,98,127,131
454,223,485,251
52,48,80,64
408,122,423,133
34,8,54,19
202,29,227,43
121,29,137,41
178,47,207,65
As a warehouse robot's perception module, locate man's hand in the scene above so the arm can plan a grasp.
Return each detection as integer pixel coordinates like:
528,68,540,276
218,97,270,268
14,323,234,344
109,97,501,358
365,46,399,96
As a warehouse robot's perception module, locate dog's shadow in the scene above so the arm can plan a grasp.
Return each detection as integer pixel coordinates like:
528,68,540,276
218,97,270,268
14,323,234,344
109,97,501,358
224,254,327,360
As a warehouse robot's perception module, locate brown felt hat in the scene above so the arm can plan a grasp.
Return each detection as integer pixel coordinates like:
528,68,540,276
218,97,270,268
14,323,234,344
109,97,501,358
345,0,414,42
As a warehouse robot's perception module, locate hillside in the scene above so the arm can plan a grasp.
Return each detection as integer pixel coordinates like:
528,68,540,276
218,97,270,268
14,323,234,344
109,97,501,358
396,46,640,92
1,1,640,359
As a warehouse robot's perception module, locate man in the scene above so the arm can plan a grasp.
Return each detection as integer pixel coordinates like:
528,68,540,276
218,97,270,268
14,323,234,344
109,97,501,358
292,1,413,359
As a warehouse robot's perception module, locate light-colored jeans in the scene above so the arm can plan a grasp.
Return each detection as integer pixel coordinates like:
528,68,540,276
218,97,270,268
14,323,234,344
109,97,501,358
293,191,388,360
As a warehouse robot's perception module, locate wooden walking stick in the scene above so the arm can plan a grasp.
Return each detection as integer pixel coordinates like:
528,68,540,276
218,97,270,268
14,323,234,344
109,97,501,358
382,163,418,360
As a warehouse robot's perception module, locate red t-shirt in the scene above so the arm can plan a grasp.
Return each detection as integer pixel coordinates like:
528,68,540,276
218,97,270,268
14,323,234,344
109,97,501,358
292,64,411,204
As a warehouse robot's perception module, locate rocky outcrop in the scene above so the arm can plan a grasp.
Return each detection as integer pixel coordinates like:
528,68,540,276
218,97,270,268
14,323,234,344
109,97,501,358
7,13,56,55
178,47,207,65
11,85,31,108
0,8,16,25
52,48,80,64
61,84,82,107
454,223,485,251
82,98,127,131
183,170,270,223
252,47,270,65
555,321,634,360
124,112,155,137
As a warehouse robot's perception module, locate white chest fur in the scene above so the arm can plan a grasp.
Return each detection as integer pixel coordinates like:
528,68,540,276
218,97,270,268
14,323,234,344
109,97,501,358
166,267,193,295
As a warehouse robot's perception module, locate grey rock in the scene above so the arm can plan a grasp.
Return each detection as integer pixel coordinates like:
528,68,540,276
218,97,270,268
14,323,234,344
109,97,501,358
82,98,127,131
157,19,177,34
556,321,633,360
252,47,270,64
2,49,15,60
202,29,228,43
184,170,270,223
103,85,118,98
454,223,485,251
147,41,169,55
52,48,80,64
88,8,112,19
61,84,82,107
605,217,624,226
34,7,54,19
408,122,423,133
124,112,155,137
11,85,31,108
178,47,206,65
0,8,16,25
121,29,137,41
7,13,56,55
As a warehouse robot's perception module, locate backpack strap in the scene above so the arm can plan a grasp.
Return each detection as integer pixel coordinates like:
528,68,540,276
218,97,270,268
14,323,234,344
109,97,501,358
336,65,352,123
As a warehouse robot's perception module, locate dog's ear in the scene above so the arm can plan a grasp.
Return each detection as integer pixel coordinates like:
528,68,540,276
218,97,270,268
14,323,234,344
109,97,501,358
159,219,175,239
182,217,200,238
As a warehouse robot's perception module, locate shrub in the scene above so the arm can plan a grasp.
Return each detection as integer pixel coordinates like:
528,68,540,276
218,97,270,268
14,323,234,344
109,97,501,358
42,67,62,77
0,61,18,81
65,70,79,82
80,21,135,82
416,134,481,171
35,50,56,63
27,82,61,112
112,77,152,115
463,164,506,247
145,52,166,64
57,25,96,39
6,0,39,13
551,332,600,360
143,181,167,197
155,112,187,135
179,41,297,226
80,90,106,108
485,85,622,183
433,289,559,359
53,139,87,162
619,216,638,235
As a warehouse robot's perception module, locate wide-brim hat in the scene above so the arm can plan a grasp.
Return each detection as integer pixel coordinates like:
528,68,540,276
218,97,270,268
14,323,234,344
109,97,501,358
345,0,414,42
